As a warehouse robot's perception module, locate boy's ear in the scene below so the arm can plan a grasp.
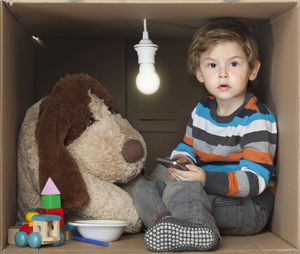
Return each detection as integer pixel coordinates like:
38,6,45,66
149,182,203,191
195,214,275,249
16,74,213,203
195,69,204,83
249,60,261,81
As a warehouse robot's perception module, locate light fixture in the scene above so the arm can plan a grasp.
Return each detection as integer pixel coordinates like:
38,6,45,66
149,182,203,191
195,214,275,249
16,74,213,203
134,19,160,95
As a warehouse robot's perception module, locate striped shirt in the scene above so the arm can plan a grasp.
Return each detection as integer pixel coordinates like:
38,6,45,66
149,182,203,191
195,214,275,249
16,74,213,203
170,93,277,198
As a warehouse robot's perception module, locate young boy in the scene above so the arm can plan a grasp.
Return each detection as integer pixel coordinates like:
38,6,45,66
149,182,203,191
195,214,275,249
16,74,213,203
132,18,277,252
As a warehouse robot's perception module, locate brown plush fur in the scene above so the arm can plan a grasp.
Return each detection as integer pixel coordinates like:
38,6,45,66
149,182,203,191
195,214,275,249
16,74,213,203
36,73,117,209
17,73,146,232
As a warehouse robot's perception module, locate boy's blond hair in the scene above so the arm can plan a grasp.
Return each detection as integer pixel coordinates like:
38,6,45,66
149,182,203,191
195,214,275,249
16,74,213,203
187,18,259,74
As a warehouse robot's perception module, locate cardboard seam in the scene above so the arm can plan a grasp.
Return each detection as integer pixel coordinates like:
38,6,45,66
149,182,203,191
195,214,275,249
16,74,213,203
3,0,13,6
1,1,20,24
1,1,35,41
268,1,298,21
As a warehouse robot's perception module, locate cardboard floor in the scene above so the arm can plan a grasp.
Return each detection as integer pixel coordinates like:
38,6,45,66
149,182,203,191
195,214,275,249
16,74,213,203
2,232,299,253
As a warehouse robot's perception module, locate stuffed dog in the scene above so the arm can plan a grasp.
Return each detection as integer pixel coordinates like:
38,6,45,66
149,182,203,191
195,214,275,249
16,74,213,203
17,73,147,232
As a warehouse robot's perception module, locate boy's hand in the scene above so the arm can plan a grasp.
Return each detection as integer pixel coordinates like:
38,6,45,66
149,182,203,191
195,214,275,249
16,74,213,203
168,164,206,186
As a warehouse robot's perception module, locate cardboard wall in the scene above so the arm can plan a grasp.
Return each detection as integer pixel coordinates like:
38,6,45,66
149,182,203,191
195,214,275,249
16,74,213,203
0,2,35,249
34,39,127,116
268,6,300,246
253,5,299,247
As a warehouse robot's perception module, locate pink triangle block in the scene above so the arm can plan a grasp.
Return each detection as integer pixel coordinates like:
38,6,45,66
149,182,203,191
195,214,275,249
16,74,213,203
41,177,61,195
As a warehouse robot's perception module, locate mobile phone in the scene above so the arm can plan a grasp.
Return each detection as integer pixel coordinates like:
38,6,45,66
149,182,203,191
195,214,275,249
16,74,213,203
156,157,188,171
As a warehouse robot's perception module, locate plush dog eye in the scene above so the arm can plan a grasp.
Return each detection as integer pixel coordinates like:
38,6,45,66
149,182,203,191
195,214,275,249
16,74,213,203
89,117,95,125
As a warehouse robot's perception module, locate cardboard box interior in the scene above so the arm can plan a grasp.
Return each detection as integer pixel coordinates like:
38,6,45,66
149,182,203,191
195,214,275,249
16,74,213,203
0,0,299,252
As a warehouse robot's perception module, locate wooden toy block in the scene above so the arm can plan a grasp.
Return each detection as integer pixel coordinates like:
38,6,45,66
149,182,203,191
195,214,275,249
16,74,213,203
39,208,64,227
41,194,61,209
32,214,61,244
8,226,20,244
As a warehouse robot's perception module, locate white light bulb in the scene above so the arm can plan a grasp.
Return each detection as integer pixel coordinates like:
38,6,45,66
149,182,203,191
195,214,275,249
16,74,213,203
134,19,160,95
136,64,160,95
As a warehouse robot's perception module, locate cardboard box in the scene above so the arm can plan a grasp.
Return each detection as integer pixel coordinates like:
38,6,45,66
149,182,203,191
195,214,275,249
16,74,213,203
0,0,299,253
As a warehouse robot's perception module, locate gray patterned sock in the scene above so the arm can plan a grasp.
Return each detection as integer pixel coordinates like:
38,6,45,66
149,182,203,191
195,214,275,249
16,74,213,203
144,216,219,252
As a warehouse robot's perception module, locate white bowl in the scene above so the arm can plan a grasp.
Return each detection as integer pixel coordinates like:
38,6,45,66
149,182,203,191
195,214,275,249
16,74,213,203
68,220,129,242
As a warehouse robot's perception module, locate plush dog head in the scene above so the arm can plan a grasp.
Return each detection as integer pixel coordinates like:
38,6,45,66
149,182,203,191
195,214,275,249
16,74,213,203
36,73,146,210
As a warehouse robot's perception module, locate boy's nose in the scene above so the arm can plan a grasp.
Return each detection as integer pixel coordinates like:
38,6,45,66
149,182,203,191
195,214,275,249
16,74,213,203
219,74,228,78
219,69,228,78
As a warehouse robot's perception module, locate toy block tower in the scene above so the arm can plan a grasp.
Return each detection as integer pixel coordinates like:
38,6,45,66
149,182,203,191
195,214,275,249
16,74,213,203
39,178,64,226
41,177,61,209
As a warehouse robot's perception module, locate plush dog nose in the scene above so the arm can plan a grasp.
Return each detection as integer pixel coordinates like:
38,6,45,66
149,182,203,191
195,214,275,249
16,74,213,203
122,139,144,163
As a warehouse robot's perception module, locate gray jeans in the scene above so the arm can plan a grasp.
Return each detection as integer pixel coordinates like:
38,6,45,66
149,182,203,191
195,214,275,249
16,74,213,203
132,180,269,237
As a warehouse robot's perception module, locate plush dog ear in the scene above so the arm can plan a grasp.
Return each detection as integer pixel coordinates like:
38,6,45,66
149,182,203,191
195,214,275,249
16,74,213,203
36,95,89,209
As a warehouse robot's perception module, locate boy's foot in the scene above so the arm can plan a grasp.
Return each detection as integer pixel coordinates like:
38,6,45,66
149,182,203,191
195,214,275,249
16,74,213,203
144,217,219,252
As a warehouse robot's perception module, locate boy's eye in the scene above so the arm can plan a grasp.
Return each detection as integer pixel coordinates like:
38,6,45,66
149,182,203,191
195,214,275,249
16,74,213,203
230,61,239,67
208,63,216,68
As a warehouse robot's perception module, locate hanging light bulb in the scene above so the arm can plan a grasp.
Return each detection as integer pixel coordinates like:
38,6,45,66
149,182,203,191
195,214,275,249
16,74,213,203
134,19,160,95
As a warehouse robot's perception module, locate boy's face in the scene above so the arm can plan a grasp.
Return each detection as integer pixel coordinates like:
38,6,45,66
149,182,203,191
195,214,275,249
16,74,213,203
195,40,260,107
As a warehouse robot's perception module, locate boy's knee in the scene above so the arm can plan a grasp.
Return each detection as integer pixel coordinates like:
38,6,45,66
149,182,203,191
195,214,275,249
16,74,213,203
132,180,165,198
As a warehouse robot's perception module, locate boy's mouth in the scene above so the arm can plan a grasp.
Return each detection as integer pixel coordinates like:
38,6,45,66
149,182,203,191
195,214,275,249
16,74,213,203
218,84,230,90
